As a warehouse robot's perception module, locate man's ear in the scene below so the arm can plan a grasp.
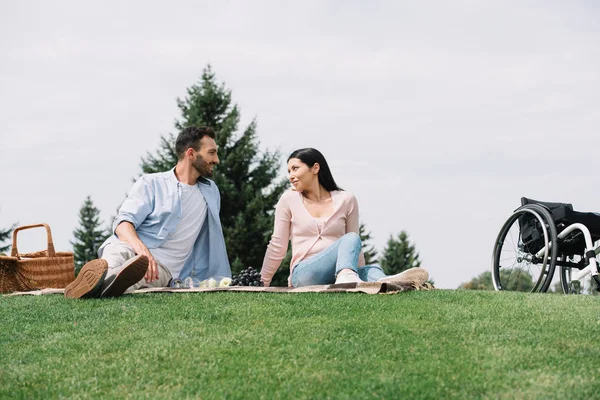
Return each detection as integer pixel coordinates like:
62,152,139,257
186,147,195,159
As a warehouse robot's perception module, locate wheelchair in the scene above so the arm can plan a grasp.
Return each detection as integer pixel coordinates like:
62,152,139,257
492,197,600,294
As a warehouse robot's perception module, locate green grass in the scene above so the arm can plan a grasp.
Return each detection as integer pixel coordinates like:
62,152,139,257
1,290,600,399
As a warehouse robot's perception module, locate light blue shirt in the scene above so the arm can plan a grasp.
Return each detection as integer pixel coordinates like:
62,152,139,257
98,169,231,280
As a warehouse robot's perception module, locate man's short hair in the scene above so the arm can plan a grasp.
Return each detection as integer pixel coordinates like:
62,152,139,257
175,126,216,159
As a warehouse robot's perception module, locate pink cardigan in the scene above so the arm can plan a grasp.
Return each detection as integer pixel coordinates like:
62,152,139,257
260,189,366,286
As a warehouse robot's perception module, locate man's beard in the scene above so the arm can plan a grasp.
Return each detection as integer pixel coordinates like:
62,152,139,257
193,157,214,177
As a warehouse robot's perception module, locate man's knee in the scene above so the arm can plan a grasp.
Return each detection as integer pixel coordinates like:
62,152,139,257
101,240,136,270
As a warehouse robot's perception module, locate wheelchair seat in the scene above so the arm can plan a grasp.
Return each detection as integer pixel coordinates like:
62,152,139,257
521,197,600,254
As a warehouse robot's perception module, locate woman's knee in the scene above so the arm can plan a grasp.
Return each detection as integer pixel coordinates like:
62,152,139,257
292,267,331,287
342,232,361,248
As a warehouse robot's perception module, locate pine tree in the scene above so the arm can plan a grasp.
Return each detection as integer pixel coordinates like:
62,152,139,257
380,231,421,275
0,224,15,254
140,65,288,275
71,196,109,274
359,222,378,265
269,248,292,287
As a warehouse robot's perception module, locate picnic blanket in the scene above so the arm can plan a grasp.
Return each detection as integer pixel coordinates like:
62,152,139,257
3,281,434,297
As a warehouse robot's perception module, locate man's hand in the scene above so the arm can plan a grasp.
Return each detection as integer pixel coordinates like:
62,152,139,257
115,221,160,283
131,242,160,283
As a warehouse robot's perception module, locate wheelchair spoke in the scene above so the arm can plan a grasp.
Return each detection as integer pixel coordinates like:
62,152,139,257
508,229,517,250
560,256,600,295
492,206,557,292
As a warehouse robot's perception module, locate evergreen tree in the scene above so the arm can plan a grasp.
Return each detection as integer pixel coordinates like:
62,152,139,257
359,222,378,265
380,231,421,275
0,224,15,254
140,65,288,275
71,196,109,274
269,248,292,287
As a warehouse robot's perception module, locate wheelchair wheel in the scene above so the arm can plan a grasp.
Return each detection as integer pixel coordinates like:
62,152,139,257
559,256,600,295
492,205,557,292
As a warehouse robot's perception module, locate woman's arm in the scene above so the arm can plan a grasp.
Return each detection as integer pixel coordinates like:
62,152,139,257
260,197,292,286
346,195,366,267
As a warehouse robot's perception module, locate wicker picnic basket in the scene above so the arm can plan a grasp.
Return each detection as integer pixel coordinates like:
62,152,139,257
0,223,75,293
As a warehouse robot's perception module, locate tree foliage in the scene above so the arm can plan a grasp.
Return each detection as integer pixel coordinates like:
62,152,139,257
71,196,110,275
380,231,421,275
359,222,378,265
268,248,292,287
140,65,288,275
459,269,534,292
0,224,14,254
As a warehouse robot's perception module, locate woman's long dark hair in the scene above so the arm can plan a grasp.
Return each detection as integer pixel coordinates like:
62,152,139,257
288,148,343,192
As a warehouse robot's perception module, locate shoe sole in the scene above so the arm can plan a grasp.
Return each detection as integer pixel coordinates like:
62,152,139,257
378,267,429,285
101,255,149,298
64,259,108,299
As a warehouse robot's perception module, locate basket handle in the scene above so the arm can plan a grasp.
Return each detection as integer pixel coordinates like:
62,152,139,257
10,224,56,258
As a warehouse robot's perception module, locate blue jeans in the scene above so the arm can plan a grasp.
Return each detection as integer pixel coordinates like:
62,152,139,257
291,232,387,287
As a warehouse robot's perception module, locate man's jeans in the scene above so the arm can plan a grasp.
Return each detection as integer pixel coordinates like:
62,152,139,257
101,240,172,290
291,232,386,287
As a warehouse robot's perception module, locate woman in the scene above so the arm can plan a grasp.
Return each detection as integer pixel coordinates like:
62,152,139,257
260,148,428,287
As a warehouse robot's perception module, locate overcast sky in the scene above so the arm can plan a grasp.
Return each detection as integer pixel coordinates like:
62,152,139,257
1,0,599,288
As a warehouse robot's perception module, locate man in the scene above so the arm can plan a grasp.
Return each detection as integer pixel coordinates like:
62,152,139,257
65,126,231,298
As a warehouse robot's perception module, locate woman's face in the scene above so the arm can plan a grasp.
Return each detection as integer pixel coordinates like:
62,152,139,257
287,158,318,192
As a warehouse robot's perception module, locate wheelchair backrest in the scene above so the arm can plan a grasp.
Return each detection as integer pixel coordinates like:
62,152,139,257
519,197,600,256
518,197,575,252
520,197,575,225
520,197,574,213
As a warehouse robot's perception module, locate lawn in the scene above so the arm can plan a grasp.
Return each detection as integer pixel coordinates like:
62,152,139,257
1,290,599,399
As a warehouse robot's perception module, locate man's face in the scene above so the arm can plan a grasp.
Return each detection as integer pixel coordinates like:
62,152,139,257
192,137,219,177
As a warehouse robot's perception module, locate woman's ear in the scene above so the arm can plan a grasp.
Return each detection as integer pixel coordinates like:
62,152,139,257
312,163,320,175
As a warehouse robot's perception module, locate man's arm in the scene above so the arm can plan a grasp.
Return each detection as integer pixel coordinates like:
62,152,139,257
112,176,154,235
115,221,160,283
112,176,158,282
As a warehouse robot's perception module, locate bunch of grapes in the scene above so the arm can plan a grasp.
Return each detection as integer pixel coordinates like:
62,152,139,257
231,267,264,287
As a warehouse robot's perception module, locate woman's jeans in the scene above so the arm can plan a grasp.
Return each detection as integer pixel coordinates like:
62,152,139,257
291,232,386,287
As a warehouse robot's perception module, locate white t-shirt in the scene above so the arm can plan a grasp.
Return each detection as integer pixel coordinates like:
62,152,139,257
150,182,207,278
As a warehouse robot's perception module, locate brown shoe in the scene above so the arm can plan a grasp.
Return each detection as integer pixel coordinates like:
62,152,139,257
100,255,149,298
378,267,429,285
64,259,108,299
